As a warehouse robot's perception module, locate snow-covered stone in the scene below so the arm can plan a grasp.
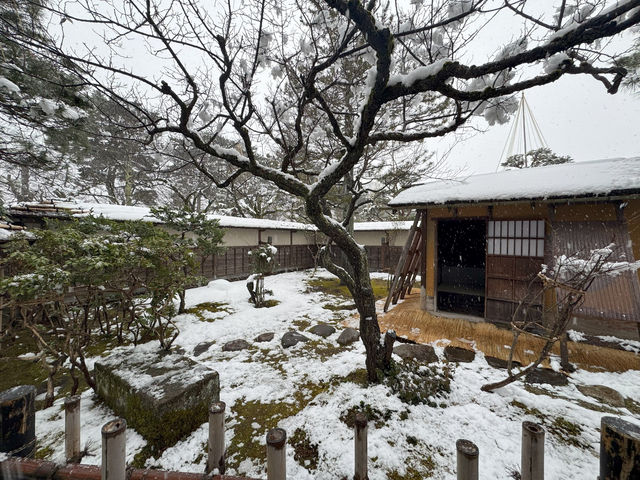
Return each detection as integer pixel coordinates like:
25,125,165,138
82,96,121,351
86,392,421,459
281,331,310,348
94,350,219,450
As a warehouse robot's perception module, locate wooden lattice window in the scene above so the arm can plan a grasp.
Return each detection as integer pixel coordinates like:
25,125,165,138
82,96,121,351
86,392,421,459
487,219,545,258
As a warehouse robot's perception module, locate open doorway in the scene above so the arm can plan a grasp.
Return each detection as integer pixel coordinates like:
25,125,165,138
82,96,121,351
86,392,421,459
437,219,486,317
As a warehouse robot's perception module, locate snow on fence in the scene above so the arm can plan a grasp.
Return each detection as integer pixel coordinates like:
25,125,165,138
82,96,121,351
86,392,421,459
2,389,640,480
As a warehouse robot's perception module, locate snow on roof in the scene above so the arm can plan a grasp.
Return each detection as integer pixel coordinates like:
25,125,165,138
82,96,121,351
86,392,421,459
34,201,315,231
353,221,412,231
389,157,640,207
10,200,411,232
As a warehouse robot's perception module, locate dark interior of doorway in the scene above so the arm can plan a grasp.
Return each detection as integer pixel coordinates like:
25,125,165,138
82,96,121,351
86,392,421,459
437,219,486,317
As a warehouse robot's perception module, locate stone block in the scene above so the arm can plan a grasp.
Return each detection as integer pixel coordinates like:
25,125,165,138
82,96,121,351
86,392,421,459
444,346,475,363
95,350,219,451
393,344,438,363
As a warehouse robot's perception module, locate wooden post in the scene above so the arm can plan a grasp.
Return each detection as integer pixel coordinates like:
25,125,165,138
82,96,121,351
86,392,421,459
65,395,81,463
101,418,126,480
600,416,640,480
354,412,368,480
266,428,286,480
456,439,479,480
206,401,225,474
521,421,544,480
0,385,36,458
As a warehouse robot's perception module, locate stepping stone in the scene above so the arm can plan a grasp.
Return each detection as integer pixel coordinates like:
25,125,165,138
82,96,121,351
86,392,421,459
525,368,568,387
393,344,437,363
254,332,275,342
485,356,522,370
281,331,310,348
309,324,336,338
193,341,214,357
577,384,625,408
336,328,360,346
444,346,475,363
222,339,251,352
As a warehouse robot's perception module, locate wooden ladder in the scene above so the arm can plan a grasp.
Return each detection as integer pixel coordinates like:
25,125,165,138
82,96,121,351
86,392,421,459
383,210,426,312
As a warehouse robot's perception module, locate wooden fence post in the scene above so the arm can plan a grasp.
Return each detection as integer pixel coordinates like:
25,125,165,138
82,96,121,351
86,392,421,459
101,418,126,480
0,385,36,458
354,412,368,480
266,428,286,480
206,401,225,474
521,421,544,480
600,416,640,480
64,395,81,463
456,439,478,480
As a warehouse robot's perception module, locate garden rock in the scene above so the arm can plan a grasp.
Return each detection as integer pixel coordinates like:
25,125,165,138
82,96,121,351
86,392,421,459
393,344,438,363
254,332,275,342
193,341,214,357
281,331,310,348
485,356,521,370
309,324,336,338
94,350,219,450
577,384,625,407
222,339,251,352
524,368,568,386
336,328,360,346
444,346,475,363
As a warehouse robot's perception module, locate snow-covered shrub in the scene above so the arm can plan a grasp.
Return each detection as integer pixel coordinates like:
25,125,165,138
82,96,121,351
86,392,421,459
0,217,202,404
247,244,278,307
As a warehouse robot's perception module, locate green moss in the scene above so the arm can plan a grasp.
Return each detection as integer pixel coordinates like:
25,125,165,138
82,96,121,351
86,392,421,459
306,277,389,301
340,401,395,429
322,303,357,311
258,299,280,308
298,340,346,361
511,400,590,450
624,397,640,415
0,328,39,358
184,301,233,322
510,400,544,420
0,357,48,394
290,428,319,470
384,361,453,406
332,368,368,388
386,455,435,479
524,384,619,414
292,318,312,330
34,445,55,460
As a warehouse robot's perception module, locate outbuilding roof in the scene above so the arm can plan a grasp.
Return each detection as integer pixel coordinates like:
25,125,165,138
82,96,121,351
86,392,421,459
9,201,412,232
389,157,640,208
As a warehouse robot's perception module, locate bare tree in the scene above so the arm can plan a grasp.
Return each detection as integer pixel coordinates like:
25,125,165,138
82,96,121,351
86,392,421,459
482,244,640,392
3,0,639,381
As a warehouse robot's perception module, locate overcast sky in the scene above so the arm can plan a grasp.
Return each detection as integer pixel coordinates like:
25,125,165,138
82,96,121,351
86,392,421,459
56,1,640,179
438,71,640,176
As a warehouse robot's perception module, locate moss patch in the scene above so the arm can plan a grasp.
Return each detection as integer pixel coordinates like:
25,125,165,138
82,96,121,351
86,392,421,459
306,277,389,301
184,302,233,322
291,428,319,470
384,361,453,406
510,400,590,450
340,401,395,429
258,299,280,308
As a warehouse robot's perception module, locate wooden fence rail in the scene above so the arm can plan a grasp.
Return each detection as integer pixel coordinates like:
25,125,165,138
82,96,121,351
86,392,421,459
2,387,640,479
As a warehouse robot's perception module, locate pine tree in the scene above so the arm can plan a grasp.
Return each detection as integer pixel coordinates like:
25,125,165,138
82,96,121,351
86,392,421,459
502,147,573,169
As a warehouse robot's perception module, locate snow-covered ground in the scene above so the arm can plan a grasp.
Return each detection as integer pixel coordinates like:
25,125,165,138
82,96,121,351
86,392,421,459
32,269,640,479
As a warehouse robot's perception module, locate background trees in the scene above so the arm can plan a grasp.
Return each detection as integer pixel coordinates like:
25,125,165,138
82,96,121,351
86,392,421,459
3,0,639,381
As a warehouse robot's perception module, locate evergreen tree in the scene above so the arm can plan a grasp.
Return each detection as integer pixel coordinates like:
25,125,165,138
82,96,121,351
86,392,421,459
502,147,573,169
0,0,89,201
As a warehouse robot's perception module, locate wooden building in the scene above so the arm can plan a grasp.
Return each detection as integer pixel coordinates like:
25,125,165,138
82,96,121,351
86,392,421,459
6,201,411,278
387,158,640,340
